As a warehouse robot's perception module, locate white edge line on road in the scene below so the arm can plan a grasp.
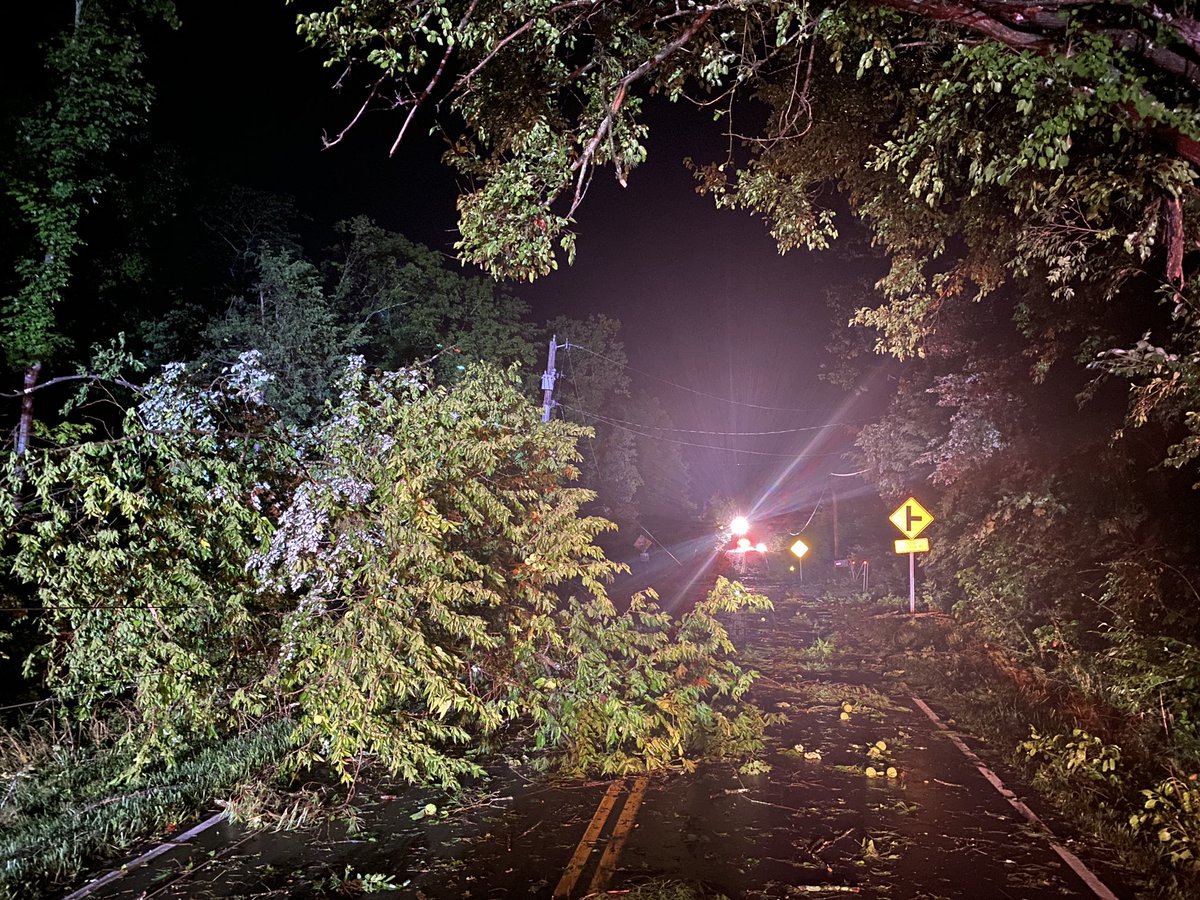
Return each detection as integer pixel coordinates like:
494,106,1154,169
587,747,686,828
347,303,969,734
909,694,1121,900
60,810,228,900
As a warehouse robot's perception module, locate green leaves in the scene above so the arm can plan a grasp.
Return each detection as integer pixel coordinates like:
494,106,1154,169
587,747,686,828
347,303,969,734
1020,727,1122,785
452,121,577,281
201,248,355,424
253,362,621,787
3,352,288,765
1129,775,1200,871
2,1,176,370
542,577,772,775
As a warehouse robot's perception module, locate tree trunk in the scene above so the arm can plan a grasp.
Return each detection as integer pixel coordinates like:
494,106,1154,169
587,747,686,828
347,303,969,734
15,362,42,457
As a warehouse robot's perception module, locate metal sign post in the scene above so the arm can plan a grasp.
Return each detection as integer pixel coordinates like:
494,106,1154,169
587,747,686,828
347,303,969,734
908,550,915,613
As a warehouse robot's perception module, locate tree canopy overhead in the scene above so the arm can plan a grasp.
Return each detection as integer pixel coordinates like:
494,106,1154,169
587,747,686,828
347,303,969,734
299,1,1196,272
298,0,1198,466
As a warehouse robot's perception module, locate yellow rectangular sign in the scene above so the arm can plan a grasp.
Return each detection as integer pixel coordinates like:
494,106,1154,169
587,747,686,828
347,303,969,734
894,538,930,554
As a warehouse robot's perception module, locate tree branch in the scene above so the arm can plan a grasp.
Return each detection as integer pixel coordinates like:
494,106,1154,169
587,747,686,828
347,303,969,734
453,0,600,93
323,74,386,150
1,371,142,399
881,0,1200,86
389,0,480,157
876,0,1200,164
567,9,715,212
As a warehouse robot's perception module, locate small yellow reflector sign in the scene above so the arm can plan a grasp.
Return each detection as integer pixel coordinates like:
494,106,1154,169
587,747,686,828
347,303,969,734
789,539,810,559
894,538,930,554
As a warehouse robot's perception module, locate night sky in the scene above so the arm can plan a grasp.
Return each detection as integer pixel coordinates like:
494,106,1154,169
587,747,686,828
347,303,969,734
23,0,893,513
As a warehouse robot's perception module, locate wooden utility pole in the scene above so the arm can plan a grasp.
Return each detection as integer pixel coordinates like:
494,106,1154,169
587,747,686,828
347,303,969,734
541,336,558,422
831,484,840,560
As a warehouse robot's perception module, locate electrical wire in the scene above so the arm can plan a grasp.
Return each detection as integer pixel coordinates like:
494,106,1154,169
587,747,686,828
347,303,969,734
557,403,868,437
563,343,603,476
568,406,854,459
565,343,840,414
791,486,826,534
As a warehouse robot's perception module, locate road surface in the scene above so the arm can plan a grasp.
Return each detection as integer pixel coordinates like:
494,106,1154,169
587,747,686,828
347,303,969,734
65,561,1131,899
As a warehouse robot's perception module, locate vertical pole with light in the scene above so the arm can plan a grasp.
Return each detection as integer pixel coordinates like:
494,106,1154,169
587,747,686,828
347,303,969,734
541,336,558,422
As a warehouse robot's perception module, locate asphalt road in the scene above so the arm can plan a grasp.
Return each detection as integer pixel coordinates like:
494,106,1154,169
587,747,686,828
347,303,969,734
65,560,1133,900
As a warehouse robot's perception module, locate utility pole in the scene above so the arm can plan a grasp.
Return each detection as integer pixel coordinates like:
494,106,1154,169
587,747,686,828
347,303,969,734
541,336,558,422
831,484,840,560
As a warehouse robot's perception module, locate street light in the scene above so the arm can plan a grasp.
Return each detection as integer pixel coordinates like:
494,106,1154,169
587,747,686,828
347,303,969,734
730,516,750,536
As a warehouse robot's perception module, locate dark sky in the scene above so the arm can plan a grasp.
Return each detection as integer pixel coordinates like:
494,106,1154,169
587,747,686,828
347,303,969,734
34,1,890,511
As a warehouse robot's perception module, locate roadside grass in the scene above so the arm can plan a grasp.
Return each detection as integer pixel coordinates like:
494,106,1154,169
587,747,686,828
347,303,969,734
0,716,292,900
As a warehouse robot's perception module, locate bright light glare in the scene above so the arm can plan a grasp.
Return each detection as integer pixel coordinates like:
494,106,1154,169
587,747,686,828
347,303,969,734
736,537,752,550
755,542,768,553
730,516,750,536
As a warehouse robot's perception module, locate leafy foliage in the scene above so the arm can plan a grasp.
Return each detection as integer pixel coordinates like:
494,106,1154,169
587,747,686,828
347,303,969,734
543,578,772,775
202,249,357,424
0,720,290,900
2,353,290,765
258,361,619,787
1020,727,1122,786
2,355,767,797
1131,774,1200,872
329,216,539,379
1,0,178,371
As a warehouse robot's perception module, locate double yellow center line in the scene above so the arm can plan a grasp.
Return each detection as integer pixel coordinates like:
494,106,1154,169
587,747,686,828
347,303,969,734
552,774,650,898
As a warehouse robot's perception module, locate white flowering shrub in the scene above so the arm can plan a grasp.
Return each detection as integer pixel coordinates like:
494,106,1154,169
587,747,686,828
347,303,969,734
259,362,619,787
3,356,768,789
1,353,292,766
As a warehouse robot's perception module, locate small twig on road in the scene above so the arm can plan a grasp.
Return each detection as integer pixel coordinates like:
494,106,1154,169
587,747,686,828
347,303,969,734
752,675,793,690
449,793,513,815
764,855,832,875
811,828,855,857
731,792,809,814
508,819,541,851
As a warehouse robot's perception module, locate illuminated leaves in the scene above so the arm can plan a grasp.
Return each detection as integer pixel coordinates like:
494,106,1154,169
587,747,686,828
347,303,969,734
264,363,621,787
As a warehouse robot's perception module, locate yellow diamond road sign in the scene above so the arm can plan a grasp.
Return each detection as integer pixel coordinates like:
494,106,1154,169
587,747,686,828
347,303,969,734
889,497,933,540
789,538,809,559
